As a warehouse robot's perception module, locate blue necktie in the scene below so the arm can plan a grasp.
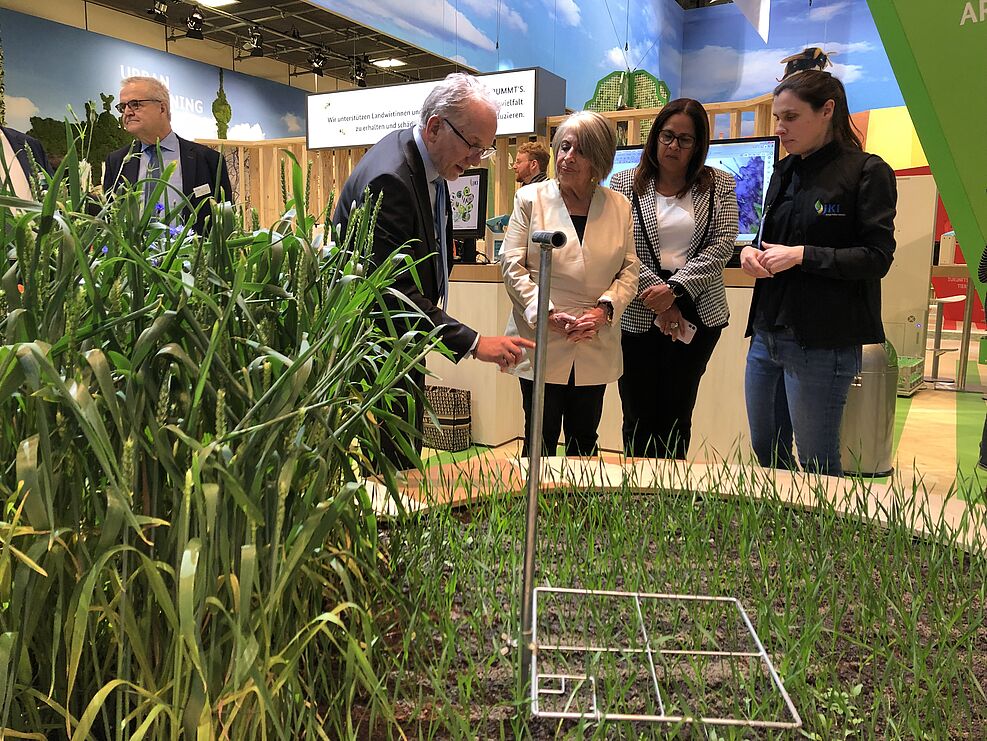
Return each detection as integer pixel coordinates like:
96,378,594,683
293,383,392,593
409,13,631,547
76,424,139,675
433,177,449,310
143,144,162,210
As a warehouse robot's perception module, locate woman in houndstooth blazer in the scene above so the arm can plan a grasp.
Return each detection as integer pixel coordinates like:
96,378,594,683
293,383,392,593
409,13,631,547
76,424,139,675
609,98,739,459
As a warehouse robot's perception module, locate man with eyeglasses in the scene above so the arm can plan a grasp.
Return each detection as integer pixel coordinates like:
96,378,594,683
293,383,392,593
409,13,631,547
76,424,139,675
102,76,232,234
512,141,550,186
334,72,534,469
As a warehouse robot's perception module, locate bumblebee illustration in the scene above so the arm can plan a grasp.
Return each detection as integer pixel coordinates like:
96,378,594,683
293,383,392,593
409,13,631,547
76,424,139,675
779,47,834,80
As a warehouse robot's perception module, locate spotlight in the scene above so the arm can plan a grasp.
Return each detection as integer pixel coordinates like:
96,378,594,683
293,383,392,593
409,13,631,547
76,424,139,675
308,48,328,77
147,1,168,22
246,27,264,57
185,10,204,40
351,55,367,87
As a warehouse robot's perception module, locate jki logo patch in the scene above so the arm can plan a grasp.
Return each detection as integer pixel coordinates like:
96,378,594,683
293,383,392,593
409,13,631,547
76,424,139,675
814,199,845,216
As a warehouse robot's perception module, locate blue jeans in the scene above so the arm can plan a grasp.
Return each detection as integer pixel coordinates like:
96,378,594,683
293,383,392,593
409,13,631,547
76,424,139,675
745,329,861,476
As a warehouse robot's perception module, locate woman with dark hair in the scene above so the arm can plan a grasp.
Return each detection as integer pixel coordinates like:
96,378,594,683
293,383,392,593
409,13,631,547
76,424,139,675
740,70,897,475
609,98,739,459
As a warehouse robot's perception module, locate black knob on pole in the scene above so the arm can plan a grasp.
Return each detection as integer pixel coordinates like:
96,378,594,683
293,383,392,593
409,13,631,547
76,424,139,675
530,230,567,248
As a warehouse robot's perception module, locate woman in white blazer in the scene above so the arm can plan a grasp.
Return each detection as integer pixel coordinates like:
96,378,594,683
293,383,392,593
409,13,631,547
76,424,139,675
501,111,639,456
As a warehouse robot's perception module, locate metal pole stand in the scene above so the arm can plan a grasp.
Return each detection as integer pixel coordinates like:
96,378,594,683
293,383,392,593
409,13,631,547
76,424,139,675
519,229,567,696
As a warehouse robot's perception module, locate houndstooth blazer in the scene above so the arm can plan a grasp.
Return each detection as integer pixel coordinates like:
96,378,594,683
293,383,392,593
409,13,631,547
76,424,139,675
609,166,738,332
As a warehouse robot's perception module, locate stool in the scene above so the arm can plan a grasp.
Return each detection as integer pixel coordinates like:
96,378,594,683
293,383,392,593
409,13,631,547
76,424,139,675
925,294,966,386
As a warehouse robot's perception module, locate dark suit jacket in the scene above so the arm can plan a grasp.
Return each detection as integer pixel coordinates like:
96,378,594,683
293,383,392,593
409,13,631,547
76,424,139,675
102,134,233,234
1,126,53,181
333,127,477,360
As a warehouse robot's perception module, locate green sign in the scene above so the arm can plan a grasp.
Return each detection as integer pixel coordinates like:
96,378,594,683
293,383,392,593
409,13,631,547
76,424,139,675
867,1,987,287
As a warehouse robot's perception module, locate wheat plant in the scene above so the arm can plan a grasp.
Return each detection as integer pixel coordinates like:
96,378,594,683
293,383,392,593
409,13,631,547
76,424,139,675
0,128,434,738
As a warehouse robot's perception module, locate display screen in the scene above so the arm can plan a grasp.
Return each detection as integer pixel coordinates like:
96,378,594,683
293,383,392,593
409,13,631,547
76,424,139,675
603,136,780,246
449,168,488,240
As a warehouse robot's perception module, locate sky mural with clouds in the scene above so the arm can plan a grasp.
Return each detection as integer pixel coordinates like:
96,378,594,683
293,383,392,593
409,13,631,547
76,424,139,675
312,0,904,115
310,0,685,110
678,0,903,113
0,8,307,139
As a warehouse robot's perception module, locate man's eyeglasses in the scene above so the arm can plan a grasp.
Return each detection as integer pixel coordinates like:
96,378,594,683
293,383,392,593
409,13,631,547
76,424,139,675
443,117,496,159
657,129,697,149
115,99,162,114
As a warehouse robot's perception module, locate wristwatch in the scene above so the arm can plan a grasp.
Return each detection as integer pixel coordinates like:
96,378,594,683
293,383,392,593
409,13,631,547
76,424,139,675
596,301,614,323
667,281,686,299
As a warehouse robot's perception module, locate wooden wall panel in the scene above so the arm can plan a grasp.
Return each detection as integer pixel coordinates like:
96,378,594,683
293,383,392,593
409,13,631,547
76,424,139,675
197,93,774,229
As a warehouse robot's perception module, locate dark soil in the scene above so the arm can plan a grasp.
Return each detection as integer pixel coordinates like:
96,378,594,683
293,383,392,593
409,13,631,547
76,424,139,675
361,492,987,739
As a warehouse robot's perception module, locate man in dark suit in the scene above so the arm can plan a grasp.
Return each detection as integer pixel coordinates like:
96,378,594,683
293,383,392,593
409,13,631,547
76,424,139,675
334,73,533,468
102,76,232,234
1,126,52,199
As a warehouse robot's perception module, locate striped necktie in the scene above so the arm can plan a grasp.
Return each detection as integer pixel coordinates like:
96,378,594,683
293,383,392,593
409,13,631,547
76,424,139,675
143,143,162,210
433,177,449,310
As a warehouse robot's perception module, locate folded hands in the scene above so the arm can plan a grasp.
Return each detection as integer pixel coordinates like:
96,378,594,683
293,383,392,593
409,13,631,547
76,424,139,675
548,305,608,343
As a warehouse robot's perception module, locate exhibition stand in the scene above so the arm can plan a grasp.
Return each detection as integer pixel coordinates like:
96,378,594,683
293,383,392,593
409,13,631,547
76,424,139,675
195,79,965,457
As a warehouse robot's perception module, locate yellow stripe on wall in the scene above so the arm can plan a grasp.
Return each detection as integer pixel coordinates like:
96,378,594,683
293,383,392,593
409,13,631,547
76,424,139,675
864,106,928,171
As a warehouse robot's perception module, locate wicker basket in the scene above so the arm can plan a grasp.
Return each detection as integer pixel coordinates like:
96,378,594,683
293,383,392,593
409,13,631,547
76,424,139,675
422,386,472,452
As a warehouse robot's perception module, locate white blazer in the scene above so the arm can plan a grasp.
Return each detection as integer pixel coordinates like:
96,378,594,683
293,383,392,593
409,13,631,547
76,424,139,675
501,179,640,385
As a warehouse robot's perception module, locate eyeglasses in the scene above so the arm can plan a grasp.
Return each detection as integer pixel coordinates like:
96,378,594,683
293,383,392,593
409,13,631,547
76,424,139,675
657,129,697,149
443,117,496,159
115,99,161,114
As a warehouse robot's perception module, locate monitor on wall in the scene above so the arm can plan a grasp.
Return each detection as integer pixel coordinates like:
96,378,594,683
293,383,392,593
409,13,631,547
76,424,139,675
602,136,780,246
449,168,489,240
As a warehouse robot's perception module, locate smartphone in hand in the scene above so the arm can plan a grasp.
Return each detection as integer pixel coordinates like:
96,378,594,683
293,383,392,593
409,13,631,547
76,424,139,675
653,316,698,344
679,320,697,344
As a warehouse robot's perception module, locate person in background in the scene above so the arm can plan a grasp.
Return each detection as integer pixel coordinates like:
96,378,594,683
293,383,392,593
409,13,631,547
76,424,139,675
103,76,232,234
0,126,52,200
513,141,550,186
334,73,533,469
501,111,639,457
609,98,738,459
740,70,896,476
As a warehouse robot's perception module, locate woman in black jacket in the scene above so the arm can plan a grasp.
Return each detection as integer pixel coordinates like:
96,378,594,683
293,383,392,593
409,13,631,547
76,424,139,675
740,70,897,476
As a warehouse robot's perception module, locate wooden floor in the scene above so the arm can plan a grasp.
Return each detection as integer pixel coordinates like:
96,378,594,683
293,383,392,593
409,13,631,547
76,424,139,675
368,452,985,553
367,328,987,548
897,329,987,493
417,381,987,498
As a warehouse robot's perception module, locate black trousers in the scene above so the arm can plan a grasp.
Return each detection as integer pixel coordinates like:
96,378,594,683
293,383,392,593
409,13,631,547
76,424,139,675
519,367,606,457
618,324,722,459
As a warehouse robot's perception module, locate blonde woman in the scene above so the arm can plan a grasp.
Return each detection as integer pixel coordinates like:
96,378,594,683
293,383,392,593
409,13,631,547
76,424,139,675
501,111,639,456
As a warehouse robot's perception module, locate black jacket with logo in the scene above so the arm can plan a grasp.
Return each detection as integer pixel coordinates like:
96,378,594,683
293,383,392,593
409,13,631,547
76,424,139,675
746,139,897,347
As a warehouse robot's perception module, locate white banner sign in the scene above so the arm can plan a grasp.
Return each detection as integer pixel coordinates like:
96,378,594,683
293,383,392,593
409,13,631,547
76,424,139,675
307,69,538,150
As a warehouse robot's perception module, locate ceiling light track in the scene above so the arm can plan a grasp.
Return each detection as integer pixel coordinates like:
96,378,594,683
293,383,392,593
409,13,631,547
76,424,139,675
96,0,435,85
